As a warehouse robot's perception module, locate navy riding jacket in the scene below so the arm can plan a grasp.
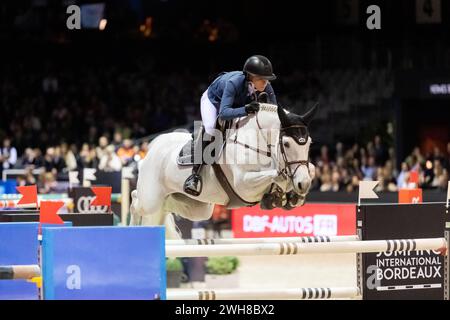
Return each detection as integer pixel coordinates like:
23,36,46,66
207,71,277,121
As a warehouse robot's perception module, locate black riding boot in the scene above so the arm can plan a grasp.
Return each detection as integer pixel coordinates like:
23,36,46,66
183,130,213,197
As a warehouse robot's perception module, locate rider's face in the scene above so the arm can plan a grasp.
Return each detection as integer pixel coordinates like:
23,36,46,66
250,76,268,91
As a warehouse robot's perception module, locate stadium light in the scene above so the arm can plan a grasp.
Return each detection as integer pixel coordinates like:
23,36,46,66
99,19,107,31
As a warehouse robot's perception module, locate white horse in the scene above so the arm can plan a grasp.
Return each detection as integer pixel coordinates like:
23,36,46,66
130,103,317,239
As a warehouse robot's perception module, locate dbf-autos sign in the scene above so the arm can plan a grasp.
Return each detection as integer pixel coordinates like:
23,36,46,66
232,203,356,237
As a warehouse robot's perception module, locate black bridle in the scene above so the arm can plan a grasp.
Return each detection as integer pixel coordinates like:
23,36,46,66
279,124,311,187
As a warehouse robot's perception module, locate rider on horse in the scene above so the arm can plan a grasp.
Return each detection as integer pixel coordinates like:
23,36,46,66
183,55,278,196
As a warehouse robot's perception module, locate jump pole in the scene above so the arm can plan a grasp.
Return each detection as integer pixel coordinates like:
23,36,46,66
0,265,41,280
165,238,447,258
167,287,361,300
166,235,359,246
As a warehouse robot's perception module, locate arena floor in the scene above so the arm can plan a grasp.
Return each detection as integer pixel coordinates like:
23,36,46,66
176,253,359,299
238,253,356,289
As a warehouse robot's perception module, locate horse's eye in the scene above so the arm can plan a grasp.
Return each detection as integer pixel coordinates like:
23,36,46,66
284,142,290,148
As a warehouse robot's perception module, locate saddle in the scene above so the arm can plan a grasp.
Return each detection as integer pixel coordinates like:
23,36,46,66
177,124,204,166
177,120,227,166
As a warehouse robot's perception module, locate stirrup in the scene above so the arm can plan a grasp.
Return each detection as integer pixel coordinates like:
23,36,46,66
184,174,203,196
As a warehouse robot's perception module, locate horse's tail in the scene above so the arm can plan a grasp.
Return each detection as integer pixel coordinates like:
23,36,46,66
129,190,140,226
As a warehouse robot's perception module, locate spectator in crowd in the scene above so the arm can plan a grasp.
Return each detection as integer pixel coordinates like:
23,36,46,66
96,136,110,161
16,168,37,187
361,156,376,180
0,138,18,176
340,168,352,187
396,162,410,189
319,172,332,192
138,141,150,160
117,139,135,166
349,158,363,179
61,143,77,171
346,175,360,193
43,147,66,174
98,145,122,172
22,148,39,168
422,159,435,187
78,143,98,169
38,172,58,194
410,148,424,171
330,170,342,192
375,167,397,192
431,160,445,188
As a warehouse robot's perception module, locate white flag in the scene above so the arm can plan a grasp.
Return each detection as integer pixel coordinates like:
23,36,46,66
69,171,80,185
358,181,379,206
83,168,97,181
447,181,450,208
122,167,134,180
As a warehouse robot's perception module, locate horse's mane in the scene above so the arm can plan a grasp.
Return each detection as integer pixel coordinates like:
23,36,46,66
259,103,292,115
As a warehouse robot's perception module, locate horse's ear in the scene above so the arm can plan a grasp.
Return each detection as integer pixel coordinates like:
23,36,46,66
277,105,290,127
300,102,319,126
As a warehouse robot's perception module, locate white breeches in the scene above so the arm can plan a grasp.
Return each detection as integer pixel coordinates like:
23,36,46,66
200,90,217,135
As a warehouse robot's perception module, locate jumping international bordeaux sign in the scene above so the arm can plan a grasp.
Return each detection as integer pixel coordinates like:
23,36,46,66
358,203,448,300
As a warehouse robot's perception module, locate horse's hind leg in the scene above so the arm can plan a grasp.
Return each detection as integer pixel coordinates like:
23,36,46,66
139,211,181,240
130,189,181,239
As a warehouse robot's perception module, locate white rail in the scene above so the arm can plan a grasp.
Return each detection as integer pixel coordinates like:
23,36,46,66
167,287,361,300
165,238,447,258
166,235,359,246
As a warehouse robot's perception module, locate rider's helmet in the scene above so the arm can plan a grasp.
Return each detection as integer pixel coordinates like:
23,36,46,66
243,55,277,81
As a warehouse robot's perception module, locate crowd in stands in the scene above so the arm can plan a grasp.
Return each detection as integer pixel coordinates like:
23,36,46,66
0,50,447,195
1,134,449,194
0,135,149,193
310,136,450,193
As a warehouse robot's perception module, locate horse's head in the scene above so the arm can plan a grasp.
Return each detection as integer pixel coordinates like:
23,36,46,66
277,103,318,196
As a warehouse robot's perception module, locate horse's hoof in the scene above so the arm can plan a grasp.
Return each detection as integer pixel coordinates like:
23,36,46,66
260,193,276,210
282,192,305,210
